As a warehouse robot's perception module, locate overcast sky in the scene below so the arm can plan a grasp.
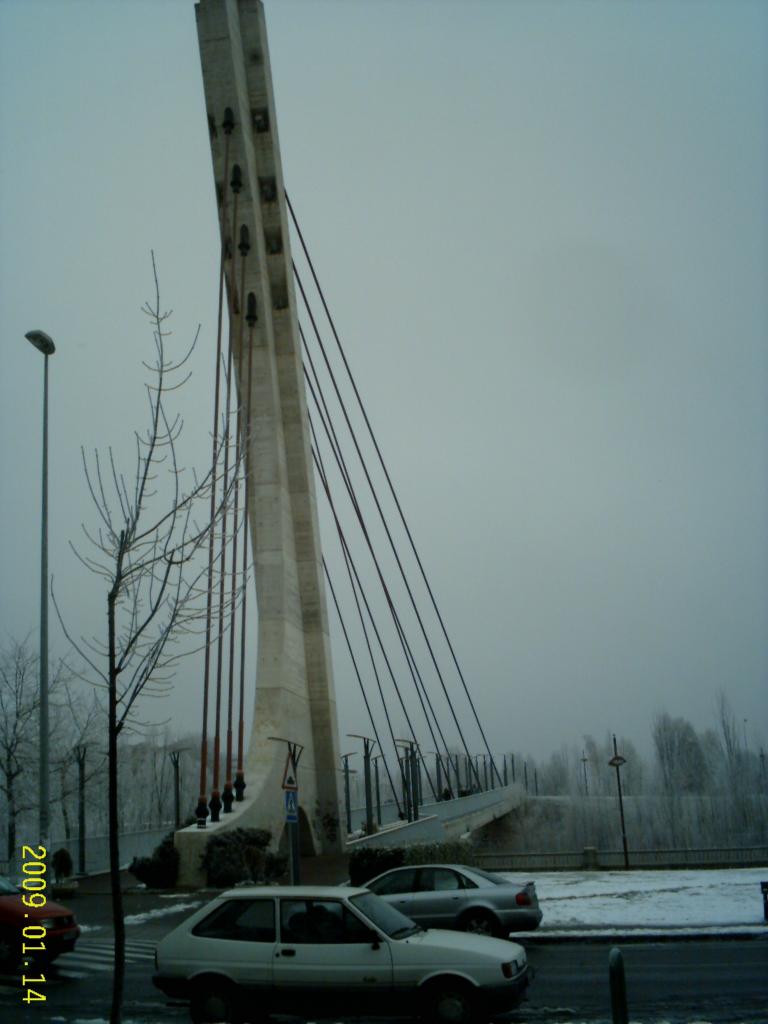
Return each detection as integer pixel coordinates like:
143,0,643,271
1,0,766,776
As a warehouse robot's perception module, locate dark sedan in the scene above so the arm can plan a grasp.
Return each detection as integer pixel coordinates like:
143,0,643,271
364,864,542,938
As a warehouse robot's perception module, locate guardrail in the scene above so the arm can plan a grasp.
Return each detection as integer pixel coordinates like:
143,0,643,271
475,845,768,870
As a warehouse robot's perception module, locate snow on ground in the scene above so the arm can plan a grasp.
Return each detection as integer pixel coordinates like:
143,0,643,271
499,867,768,932
123,900,202,925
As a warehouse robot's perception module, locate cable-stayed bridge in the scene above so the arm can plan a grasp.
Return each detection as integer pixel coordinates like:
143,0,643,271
176,0,522,884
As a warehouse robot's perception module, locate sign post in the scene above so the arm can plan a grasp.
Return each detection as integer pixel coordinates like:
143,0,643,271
270,737,303,885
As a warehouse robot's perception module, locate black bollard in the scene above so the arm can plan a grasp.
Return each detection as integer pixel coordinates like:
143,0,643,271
608,947,628,1024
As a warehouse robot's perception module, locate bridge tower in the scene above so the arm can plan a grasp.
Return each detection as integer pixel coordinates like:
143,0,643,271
177,0,343,883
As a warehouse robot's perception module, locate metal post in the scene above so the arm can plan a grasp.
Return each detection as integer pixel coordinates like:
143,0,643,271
503,754,508,786
362,742,374,835
609,735,630,869
268,737,304,885
582,750,590,796
374,756,382,824
511,753,515,784
608,947,629,1024
343,755,353,834
25,330,56,854
483,756,489,791
435,753,442,797
74,745,86,875
410,746,420,820
401,756,412,821
40,351,50,850
169,751,182,829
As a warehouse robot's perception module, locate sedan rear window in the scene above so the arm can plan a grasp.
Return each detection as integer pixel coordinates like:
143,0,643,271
192,899,275,942
367,868,417,895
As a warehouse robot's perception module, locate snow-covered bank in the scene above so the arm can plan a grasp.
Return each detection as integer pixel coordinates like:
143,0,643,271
500,866,768,933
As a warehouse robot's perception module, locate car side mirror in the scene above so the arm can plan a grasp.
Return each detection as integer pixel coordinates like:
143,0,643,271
367,929,381,950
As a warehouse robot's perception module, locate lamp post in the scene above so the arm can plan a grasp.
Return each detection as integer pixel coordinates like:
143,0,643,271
608,735,629,869
25,329,55,851
348,735,376,835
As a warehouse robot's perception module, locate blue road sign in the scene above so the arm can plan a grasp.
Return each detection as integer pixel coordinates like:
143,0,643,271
284,790,298,823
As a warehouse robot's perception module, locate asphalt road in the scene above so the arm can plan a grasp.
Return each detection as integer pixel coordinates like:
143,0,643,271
0,888,765,1024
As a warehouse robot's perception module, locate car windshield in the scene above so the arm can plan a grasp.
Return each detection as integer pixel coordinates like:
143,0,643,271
350,892,422,939
464,867,509,886
0,877,20,895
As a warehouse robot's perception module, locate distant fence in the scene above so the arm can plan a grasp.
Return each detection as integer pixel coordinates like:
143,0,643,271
475,845,768,871
2,825,173,880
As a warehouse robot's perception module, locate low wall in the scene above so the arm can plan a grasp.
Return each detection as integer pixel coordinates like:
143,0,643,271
3,826,174,881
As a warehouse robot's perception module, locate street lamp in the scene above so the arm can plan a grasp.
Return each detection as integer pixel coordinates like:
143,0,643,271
608,734,629,869
25,329,55,851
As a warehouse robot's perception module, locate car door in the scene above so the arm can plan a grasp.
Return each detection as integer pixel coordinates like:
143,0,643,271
366,867,418,918
273,898,393,1016
409,868,465,928
189,897,275,990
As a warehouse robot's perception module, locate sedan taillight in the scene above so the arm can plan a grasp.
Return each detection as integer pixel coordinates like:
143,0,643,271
515,891,531,906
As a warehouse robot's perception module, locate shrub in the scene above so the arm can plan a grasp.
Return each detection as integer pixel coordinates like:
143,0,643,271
52,847,73,882
348,840,479,886
348,846,405,886
200,828,278,888
129,831,179,889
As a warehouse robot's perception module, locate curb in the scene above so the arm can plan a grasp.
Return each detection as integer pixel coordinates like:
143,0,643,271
520,928,767,945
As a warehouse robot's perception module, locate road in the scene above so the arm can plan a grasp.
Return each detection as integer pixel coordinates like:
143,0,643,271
0,888,765,1023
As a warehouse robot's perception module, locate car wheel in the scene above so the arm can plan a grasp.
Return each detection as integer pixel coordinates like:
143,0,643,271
190,980,241,1024
0,928,20,971
421,978,477,1024
460,907,503,938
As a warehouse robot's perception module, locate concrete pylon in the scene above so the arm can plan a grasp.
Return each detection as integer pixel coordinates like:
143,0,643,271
176,0,343,885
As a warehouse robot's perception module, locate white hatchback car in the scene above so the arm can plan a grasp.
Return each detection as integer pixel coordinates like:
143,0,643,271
153,885,529,1024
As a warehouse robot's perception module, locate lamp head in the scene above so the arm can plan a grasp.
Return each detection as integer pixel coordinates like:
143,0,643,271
25,330,56,356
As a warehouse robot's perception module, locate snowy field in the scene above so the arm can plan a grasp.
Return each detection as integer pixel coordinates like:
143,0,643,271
500,866,768,936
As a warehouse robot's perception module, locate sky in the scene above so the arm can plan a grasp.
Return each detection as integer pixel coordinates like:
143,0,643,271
1,0,766,779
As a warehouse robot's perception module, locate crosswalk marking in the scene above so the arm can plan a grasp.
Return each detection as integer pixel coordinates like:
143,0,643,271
56,939,156,975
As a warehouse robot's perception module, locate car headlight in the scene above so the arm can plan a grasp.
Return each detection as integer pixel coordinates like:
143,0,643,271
501,956,525,978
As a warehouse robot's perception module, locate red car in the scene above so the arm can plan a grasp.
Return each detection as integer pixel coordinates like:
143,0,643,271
0,875,80,970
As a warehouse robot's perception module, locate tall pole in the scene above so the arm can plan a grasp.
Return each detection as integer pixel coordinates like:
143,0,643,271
169,751,182,829
74,745,86,875
581,750,590,796
410,745,420,820
40,351,50,850
342,754,355,834
349,735,376,835
609,735,630,869
373,755,382,824
25,331,55,852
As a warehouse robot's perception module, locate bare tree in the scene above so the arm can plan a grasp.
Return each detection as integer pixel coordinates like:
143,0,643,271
55,256,240,1024
0,639,69,862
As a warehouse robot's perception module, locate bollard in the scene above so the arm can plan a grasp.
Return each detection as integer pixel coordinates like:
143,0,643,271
608,947,629,1024
761,881,768,923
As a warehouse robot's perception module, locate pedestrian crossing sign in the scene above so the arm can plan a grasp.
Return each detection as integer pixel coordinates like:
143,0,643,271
284,789,298,823
282,752,299,791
